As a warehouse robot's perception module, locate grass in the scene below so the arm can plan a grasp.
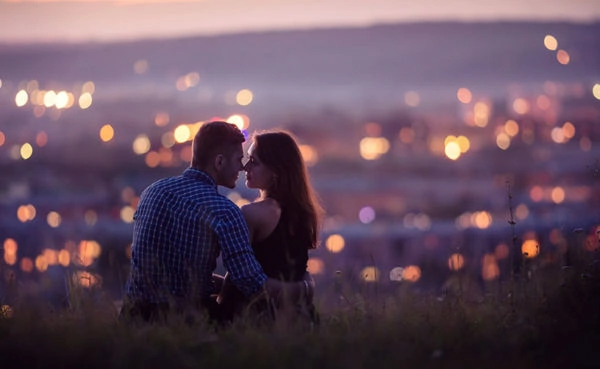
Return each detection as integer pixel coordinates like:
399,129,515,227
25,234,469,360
1,244,599,369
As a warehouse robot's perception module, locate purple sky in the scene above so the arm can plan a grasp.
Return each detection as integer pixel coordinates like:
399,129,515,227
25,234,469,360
1,0,600,43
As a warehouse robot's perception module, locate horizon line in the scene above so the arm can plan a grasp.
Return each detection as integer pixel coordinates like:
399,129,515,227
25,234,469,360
2,18,599,46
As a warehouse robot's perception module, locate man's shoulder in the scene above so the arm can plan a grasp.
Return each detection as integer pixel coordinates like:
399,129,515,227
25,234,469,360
144,174,181,191
141,174,241,214
206,195,245,226
145,173,211,196
214,195,243,215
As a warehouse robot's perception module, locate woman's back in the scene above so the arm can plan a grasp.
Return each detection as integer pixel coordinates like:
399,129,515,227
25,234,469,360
242,199,309,282
251,209,309,282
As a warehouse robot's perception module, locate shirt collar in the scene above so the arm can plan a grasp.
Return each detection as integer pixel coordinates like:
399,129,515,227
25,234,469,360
183,167,217,187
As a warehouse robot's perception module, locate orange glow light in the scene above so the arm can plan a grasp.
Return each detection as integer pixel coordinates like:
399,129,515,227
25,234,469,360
17,204,36,222
536,95,551,110
73,271,100,288
402,265,421,282
3,239,18,255
58,249,70,267
556,50,570,65
77,240,101,267
473,211,492,229
35,131,48,147
365,122,382,136
457,88,472,104
359,137,390,160
593,84,600,100
515,204,529,220
20,257,33,273
3,253,16,266
551,187,565,204
399,127,415,143
496,133,510,150
529,186,544,202
120,206,135,223
512,98,529,115
360,266,379,282
456,136,470,153
226,114,249,131
325,234,345,253
145,151,160,168
522,239,539,258
444,140,461,160
174,125,191,143
78,92,93,109
35,255,48,272
448,253,465,271
100,124,115,142
544,35,558,50
307,258,324,275
132,134,151,155
82,81,95,94
15,90,28,107
42,249,58,266
473,101,490,127
482,254,499,281
562,122,575,139
154,112,170,127
236,89,253,106
504,120,519,137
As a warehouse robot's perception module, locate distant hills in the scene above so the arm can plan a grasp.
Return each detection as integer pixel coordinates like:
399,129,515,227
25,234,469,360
1,21,599,111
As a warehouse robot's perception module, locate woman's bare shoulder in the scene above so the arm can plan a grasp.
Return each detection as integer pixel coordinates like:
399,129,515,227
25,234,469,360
240,202,259,222
241,199,281,241
241,198,280,219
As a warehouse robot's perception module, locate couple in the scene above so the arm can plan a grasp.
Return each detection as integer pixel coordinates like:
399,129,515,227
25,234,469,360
120,121,323,325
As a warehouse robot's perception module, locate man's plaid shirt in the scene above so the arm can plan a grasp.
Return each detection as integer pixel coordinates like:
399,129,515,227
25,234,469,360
125,168,267,305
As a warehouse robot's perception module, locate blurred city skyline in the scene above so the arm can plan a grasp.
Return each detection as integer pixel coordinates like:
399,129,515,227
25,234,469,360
1,0,600,43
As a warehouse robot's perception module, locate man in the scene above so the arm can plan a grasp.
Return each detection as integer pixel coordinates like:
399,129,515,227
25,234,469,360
121,121,311,324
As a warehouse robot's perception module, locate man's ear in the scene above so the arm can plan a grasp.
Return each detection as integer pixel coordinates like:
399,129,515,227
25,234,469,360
213,154,225,171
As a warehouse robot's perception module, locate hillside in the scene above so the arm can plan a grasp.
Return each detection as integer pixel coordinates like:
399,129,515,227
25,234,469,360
0,21,598,107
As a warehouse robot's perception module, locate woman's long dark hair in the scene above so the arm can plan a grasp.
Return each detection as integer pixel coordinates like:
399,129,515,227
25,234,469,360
252,130,323,249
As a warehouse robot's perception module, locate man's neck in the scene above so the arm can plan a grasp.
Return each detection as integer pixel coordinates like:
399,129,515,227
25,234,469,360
194,166,219,185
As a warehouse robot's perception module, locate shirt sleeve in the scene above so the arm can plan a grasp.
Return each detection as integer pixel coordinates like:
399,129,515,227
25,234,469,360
217,206,267,297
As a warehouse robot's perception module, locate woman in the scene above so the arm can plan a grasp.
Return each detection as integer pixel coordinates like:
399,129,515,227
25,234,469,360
221,130,323,323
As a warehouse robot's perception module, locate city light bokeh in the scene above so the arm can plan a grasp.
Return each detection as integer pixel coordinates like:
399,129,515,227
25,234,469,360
0,20,598,309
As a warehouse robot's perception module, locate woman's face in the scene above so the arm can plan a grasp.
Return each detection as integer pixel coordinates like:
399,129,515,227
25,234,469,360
244,143,276,190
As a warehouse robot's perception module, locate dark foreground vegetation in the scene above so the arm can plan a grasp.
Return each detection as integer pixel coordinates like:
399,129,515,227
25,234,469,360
1,242,599,369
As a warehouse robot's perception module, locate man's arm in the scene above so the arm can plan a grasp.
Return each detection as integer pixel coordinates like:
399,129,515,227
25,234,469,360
218,206,315,304
217,207,267,297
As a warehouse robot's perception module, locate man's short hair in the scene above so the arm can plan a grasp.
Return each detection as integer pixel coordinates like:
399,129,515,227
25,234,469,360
191,121,245,169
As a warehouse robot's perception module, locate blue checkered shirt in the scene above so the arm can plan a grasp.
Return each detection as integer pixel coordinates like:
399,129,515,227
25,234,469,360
125,168,267,305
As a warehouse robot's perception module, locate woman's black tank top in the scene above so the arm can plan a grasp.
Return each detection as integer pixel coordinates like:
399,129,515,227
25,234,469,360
252,211,309,282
